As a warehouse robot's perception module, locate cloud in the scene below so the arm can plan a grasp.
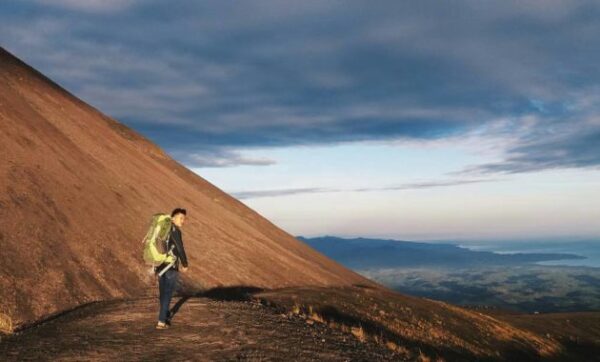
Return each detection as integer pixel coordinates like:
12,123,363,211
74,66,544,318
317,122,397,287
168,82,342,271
1,1,600,171
233,187,333,199
464,128,600,174
458,88,600,174
34,0,138,13
174,148,276,168
363,179,501,191
233,179,498,199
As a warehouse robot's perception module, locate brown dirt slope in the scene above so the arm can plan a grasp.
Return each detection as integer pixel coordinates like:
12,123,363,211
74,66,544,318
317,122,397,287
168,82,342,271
0,46,371,330
490,311,600,361
0,294,399,361
3,286,595,361
257,286,567,361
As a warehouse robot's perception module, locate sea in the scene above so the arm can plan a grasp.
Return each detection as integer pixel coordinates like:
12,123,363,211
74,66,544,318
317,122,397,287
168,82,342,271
455,240,600,268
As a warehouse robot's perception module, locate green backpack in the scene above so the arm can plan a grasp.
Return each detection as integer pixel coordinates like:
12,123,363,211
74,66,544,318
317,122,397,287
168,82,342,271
142,213,175,266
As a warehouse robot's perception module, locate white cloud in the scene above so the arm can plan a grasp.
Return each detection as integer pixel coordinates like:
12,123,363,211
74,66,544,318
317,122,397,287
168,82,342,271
181,150,276,168
35,0,138,13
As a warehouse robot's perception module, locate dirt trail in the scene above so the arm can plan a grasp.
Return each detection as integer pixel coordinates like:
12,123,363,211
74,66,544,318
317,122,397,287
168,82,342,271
0,296,398,361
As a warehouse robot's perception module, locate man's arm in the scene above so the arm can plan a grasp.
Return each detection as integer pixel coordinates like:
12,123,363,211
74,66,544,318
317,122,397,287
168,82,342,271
172,229,188,268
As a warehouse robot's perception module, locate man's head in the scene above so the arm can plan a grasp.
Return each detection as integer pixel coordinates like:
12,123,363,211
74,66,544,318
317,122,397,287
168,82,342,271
171,208,187,227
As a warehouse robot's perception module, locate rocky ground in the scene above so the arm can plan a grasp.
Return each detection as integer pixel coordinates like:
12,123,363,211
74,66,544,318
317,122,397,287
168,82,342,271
2,285,599,361
0,296,399,361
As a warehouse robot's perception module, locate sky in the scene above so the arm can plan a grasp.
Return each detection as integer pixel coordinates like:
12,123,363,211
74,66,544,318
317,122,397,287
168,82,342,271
1,1,599,241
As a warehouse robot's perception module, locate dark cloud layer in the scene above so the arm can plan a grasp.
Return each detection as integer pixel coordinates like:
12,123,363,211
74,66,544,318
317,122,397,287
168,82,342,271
1,1,599,172
469,127,600,174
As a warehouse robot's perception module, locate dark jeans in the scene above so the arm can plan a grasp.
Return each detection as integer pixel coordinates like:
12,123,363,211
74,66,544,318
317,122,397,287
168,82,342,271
158,269,179,323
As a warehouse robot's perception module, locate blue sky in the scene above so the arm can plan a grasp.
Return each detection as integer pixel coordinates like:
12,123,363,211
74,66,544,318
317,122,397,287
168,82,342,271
2,1,599,241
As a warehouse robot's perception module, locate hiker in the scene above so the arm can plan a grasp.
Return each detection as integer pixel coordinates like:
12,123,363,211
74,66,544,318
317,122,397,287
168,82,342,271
156,208,189,329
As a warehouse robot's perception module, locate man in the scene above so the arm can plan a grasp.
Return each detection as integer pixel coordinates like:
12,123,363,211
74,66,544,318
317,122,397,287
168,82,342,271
156,208,189,329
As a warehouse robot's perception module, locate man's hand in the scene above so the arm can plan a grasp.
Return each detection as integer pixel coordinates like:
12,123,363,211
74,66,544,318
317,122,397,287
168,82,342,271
181,266,189,273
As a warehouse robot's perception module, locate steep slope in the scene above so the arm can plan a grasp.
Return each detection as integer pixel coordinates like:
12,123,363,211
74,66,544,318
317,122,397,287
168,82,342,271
0,47,372,330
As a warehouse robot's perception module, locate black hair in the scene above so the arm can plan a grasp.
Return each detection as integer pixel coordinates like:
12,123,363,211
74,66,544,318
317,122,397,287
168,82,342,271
171,208,187,217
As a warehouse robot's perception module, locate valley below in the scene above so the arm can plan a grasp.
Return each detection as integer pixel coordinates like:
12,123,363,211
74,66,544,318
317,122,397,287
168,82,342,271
362,265,600,313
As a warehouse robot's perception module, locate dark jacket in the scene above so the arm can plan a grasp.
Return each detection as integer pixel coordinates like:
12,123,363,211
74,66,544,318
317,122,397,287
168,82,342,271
156,224,188,274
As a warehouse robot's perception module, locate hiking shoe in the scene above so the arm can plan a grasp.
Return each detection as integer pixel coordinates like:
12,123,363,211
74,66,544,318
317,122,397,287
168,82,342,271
156,321,169,330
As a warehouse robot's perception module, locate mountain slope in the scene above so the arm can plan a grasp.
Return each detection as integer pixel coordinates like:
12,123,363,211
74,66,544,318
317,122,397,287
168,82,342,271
0,47,371,330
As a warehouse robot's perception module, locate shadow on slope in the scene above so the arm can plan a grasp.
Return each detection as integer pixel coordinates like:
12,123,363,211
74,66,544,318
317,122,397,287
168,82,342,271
0,289,397,361
255,286,561,361
3,285,598,361
169,286,265,321
169,285,572,361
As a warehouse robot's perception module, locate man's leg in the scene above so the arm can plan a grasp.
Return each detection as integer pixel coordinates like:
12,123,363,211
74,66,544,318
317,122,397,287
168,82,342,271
158,270,178,323
158,272,169,323
165,270,179,323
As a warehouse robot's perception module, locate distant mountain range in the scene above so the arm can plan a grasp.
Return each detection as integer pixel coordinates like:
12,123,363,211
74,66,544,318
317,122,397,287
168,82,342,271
298,236,586,269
